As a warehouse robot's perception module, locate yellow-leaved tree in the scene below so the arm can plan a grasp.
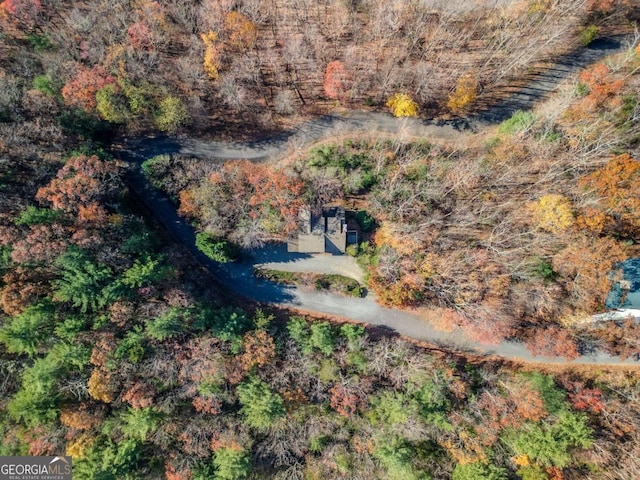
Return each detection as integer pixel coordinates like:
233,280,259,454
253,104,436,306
201,30,222,80
447,73,478,114
66,434,95,460
531,194,574,233
386,93,418,117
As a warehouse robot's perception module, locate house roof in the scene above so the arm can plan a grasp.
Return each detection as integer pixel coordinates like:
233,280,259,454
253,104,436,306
288,206,347,254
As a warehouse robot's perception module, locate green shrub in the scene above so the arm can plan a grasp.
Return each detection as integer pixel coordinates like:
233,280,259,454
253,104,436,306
340,323,365,343
120,80,154,115
313,277,330,290
53,316,87,341
15,206,62,226
313,274,365,297
309,321,335,356
146,308,186,341
8,355,64,427
452,463,507,480
0,302,56,357
195,232,238,263
580,25,599,47
96,84,130,124
356,210,375,232
120,407,161,441
213,446,250,480
26,34,53,52
288,317,337,356
497,110,536,135
121,255,169,289
373,436,422,480
253,268,296,284
114,328,146,363
532,257,555,282
287,316,310,349
502,408,592,470
122,231,160,256
154,95,189,132
141,154,172,189
368,391,413,427
237,377,285,428
59,109,110,139
0,245,11,272
575,82,590,97
516,465,549,480
210,307,252,350
308,436,329,453
53,248,117,313
33,75,60,98
345,244,359,256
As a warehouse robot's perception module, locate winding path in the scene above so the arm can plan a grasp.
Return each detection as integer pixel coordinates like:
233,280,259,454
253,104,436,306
116,35,640,366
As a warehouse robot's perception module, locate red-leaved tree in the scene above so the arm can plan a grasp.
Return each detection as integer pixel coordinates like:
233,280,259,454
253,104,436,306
0,0,43,29
127,22,155,51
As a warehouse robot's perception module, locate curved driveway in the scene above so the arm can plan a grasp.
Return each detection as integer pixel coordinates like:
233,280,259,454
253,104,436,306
116,35,640,366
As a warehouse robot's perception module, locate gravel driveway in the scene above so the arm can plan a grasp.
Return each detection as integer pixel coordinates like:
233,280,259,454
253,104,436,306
250,243,366,284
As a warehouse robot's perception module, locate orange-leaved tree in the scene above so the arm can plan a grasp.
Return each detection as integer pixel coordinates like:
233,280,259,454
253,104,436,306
579,153,640,236
224,11,256,51
324,60,349,100
552,235,627,311
36,155,122,213
61,65,115,112
578,63,624,111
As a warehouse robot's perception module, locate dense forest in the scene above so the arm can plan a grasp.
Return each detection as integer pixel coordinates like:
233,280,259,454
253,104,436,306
1,155,640,479
1,0,640,479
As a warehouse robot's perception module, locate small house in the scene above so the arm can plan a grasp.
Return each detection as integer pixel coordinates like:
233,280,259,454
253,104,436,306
288,207,347,254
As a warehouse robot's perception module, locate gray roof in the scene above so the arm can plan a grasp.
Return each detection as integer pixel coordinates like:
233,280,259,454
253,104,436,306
288,207,346,254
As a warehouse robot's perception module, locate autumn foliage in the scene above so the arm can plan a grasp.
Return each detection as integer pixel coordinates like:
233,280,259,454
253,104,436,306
224,11,256,51
447,73,479,114
179,160,304,247
0,0,43,29
201,31,222,80
36,155,122,213
61,66,115,112
580,153,640,236
127,22,155,51
386,93,418,117
329,383,365,419
60,404,102,431
553,236,626,311
87,368,115,403
239,330,276,371
530,194,574,233
526,326,580,360
578,63,624,111
324,61,349,100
